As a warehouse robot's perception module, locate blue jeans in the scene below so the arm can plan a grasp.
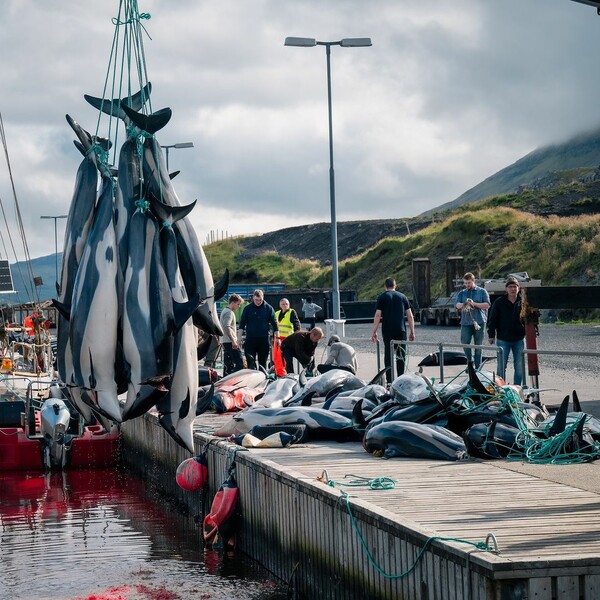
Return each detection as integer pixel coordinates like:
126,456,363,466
460,324,485,368
496,338,525,385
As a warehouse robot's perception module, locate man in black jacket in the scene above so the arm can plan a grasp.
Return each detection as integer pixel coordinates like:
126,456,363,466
487,277,526,385
281,327,323,374
239,289,279,370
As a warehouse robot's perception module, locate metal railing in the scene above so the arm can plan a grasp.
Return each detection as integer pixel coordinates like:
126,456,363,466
390,339,505,383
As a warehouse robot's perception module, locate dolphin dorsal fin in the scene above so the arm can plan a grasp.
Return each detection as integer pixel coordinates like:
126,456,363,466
549,395,571,437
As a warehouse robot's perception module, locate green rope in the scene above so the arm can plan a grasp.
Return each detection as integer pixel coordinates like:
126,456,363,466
135,198,150,213
338,490,495,579
327,474,397,491
94,0,153,167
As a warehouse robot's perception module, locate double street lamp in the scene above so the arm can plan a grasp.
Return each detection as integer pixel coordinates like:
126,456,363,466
162,141,194,171
285,37,372,320
40,215,68,285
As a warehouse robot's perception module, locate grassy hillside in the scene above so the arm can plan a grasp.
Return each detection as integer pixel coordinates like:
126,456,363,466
204,193,600,302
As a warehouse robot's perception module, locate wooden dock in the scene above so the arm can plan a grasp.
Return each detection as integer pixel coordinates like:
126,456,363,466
122,412,600,600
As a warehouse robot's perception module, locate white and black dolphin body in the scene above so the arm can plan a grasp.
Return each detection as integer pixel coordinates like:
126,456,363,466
120,103,224,337
67,173,121,423
365,421,467,461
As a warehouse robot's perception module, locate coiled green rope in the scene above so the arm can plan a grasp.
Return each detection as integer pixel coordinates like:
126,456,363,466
336,488,496,579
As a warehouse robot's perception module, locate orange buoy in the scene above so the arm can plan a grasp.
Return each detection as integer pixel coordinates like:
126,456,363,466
175,454,208,492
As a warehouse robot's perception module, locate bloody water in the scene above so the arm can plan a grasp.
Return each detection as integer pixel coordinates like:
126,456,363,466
0,468,287,600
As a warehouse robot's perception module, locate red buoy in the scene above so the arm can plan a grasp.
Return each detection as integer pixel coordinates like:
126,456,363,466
175,455,208,491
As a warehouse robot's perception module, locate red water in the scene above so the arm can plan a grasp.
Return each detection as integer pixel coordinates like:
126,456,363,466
0,469,285,600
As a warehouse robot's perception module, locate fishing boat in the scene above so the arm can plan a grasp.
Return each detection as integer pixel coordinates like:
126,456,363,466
0,114,120,470
0,376,120,470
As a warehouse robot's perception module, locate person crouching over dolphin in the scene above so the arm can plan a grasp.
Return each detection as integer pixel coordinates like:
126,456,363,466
281,328,324,374
317,335,358,375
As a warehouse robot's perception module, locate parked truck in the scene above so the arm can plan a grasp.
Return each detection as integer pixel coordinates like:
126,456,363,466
418,291,461,326
418,272,542,326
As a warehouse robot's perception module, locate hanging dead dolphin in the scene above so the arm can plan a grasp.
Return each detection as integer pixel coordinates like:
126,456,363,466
84,82,152,121
55,122,99,388
365,421,467,461
117,115,224,336
153,200,201,452
121,209,175,420
67,173,121,422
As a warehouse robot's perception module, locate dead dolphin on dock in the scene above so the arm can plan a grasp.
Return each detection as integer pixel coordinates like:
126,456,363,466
364,421,468,461
203,369,269,413
251,375,300,409
214,406,356,440
321,395,377,420
284,369,366,406
465,394,600,461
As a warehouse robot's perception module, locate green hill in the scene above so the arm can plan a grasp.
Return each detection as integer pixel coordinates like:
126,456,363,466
204,180,600,302
425,127,600,215
9,254,60,305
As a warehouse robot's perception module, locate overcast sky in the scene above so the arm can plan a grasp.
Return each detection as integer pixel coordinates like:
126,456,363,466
1,0,600,260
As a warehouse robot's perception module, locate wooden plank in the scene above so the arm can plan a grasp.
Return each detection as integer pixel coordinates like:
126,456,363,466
556,575,579,599
584,574,600,600
528,577,553,600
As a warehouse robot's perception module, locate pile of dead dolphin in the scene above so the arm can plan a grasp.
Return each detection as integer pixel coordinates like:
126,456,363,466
54,84,226,452
207,364,600,463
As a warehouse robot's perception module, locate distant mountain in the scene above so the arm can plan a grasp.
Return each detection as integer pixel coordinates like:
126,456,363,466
9,254,60,305
424,127,600,214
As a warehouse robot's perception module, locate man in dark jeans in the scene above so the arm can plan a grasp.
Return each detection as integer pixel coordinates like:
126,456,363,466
371,277,416,383
239,289,279,370
219,293,244,375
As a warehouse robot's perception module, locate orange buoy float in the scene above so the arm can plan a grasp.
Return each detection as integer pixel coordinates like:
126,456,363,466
175,453,208,492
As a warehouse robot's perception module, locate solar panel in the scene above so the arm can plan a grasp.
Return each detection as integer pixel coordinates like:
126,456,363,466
0,260,15,294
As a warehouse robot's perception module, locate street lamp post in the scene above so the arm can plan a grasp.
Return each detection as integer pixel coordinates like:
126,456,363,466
162,142,194,171
285,37,372,320
40,215,68,285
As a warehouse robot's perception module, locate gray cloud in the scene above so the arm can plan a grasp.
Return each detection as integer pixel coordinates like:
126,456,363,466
1,0,599,260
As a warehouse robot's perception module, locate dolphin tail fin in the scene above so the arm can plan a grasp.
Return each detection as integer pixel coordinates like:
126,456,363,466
213,269,230,302
169,170,180,180
148,192,196,225
351,398,367,431
73,139,87,157
549,395,570,437
173,293,202,332
368,367,389,386
196,384,215,416
572,390,582,413
467,360,490,397
66,114,92,149
121,104,172,135
84,82,152,120
52,299,71,321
